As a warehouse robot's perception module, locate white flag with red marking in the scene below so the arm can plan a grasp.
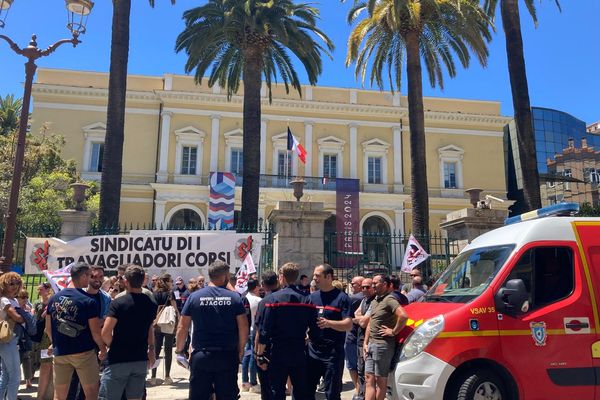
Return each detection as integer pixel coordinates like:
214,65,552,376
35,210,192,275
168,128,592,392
43,263,73,293
401,235,429,273
235,253,256,294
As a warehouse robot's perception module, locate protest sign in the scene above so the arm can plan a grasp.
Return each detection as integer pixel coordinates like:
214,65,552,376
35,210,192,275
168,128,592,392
26,231,263,280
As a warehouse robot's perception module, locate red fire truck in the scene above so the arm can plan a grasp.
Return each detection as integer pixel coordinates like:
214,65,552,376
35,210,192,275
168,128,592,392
392,203,600,400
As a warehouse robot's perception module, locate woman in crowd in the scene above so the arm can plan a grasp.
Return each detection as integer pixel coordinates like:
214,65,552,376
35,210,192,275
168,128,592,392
151,273,179,385
17,289,34,389
32,282,54,400
0,272,25,399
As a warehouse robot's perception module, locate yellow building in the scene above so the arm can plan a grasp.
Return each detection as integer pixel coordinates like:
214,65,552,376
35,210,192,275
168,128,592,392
30,68,511,234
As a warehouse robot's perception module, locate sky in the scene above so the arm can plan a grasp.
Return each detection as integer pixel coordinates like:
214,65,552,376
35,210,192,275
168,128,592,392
0,0,598,124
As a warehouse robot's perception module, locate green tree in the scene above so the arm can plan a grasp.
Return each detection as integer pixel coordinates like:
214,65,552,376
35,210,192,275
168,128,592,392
100,0,175,229
346,0,491,237
484,0,560,212
0,128,81,230
176,0,334,227
0,95,22,136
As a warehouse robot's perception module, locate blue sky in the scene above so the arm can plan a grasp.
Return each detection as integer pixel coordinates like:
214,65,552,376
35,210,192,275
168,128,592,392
1,0,598,123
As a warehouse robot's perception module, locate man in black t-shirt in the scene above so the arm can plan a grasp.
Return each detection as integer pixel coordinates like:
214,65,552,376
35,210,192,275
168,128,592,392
99,265,158,400
308,264,352,400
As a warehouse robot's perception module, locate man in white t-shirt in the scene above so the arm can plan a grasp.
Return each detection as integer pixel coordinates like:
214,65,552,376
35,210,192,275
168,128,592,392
241,279,263,392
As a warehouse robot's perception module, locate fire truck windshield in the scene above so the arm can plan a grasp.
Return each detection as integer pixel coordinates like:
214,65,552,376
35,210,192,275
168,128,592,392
424,245,515,303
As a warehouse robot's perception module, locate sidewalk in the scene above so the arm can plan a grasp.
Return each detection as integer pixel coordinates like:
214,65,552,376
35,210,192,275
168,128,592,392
17,354,357,399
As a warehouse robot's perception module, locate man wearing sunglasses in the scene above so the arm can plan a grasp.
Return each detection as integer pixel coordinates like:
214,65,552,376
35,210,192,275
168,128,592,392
401,268,427,303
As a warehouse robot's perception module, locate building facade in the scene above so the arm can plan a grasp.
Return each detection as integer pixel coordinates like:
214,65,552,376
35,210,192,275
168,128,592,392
31,68,511,236
505,107,600,213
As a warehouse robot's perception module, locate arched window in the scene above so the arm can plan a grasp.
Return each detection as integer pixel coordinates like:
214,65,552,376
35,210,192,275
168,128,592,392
362,216,391,266
168,209,203,229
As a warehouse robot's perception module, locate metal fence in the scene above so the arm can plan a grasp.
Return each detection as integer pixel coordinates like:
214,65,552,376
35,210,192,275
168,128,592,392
324,231,461,284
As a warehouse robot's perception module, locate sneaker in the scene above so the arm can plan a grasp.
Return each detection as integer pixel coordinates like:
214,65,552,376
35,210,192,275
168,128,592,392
149,378,157,386
164,377,173,385
249,385,261,394
241,383,251,392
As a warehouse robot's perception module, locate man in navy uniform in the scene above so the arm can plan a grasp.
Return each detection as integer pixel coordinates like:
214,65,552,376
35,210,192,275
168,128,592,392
257,262,318,400
253,270,280,400
308,264,352,400
175,260,249,400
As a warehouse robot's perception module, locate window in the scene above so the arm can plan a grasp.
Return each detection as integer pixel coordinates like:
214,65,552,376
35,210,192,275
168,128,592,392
323,154,337,178
438,145,464,192
231,148,243,175
174,126,205,183
368,157,382,184
501,246,574,311
90,143,104,172
563,169,572,191
181,146,197,175
278,151,292,177
589,169,600,184
443,162,457,188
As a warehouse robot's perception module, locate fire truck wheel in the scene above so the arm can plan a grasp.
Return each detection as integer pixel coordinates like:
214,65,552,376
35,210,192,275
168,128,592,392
456,369,507,400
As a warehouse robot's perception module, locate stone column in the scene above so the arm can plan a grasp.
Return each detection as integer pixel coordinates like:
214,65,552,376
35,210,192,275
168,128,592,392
210,114,221,172
440,207,509,251
260,118,268,174
393,126,403,193
349,123,358,179
58,210,94,241
154,200,167,228
304,121,313,177
156,111,173,183
268,201,331,278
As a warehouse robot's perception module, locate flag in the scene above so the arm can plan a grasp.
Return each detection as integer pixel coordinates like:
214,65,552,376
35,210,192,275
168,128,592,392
287,127,307,164
43,263,74,293
401,235,430,273
322,176,329,185
235,252,257,294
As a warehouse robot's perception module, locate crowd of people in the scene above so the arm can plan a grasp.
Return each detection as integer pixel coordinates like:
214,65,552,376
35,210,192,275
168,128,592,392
0,260,428,400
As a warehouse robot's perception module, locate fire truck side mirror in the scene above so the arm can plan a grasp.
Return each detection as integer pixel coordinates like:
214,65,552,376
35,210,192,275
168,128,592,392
495,279,528,316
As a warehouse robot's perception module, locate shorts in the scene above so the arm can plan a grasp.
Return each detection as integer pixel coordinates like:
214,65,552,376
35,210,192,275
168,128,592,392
54,350,100,386
99,361,148,400
345,341,358,371
365,342,395,377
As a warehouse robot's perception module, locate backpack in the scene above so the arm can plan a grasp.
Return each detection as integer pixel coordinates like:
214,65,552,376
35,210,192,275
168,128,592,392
156,304,177,334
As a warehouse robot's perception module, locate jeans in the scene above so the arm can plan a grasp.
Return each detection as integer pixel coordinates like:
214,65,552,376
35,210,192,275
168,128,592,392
0,337,21,400
241,329,257,386
99,361,147,400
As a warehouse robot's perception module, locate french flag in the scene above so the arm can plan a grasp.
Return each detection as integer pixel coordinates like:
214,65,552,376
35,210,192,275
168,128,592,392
287,127,307,164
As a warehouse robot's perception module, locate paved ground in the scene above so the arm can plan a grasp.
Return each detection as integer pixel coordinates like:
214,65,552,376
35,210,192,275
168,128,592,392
17,352,357,399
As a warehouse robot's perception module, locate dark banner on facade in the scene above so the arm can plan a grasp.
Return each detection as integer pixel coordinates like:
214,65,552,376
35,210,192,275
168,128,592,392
336,178,361,268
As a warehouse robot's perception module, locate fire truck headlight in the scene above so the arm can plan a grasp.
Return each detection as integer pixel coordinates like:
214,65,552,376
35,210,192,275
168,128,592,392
400,315,445,360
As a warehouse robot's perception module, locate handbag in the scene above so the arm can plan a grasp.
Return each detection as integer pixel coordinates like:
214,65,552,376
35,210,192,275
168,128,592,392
154,294,177,334
0,318,15,343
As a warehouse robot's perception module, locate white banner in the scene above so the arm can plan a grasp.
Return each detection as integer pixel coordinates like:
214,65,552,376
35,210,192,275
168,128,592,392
235,253,257,294
26,231,263,281
401,234,430,273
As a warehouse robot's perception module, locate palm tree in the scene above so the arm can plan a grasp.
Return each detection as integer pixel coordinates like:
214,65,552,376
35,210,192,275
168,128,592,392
0,95,22,136
99,0,175,229
346,0,491,238
176,0,334,228
484,0,560,212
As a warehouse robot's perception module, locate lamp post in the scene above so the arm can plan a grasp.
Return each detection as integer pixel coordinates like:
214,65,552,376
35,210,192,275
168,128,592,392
0,0,94,272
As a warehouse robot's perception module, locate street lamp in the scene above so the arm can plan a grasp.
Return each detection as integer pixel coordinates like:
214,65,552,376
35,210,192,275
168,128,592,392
0,0,94,272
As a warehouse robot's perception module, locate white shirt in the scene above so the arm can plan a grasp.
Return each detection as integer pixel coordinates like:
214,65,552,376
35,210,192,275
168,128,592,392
246,292,262,327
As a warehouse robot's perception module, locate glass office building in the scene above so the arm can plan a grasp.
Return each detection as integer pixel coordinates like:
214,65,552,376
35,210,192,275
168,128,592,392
505,107,600,214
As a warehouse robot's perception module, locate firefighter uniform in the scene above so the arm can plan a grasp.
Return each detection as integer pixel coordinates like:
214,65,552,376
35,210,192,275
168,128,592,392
259,285,318,400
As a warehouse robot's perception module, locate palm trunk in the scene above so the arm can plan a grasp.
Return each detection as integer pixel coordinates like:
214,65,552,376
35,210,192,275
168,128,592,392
501,0,541,211
405,30,430,241
99,0,131,229
240,48,262,229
